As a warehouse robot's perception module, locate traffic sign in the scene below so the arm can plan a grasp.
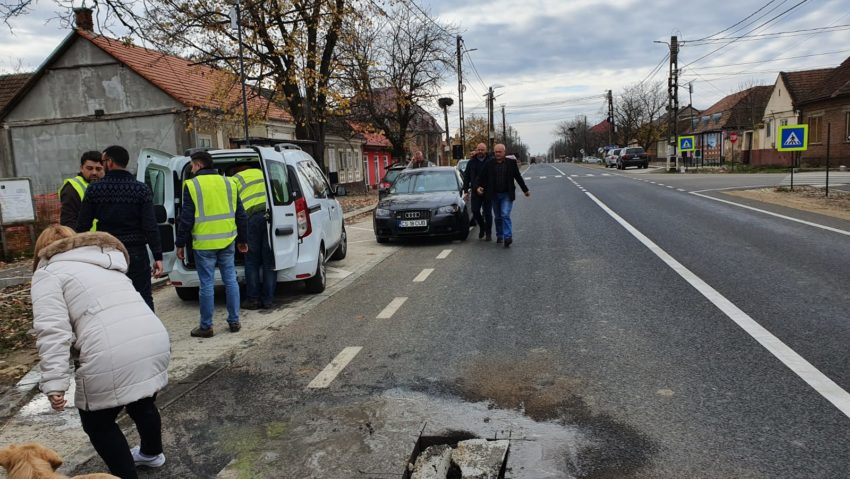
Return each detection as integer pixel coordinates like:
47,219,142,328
777,125,808,152
729,132,738,143
678,135,696,152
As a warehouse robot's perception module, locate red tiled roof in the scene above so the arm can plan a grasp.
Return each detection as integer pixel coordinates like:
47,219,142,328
350,122,392,148
689,86,771,134
0,73,32,115
590,119,611,134
780,68,834,105
78,30,292,122
799,55,850,104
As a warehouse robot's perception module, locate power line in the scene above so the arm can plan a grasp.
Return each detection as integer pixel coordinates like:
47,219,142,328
683,63,837,78
691,48,850,70
683,25,850,45
463,48,489,92
396,0,452,36
639,52,670,85
692,0,780,41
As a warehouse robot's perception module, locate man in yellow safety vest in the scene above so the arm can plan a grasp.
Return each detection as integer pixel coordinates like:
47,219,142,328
176,151,248,338
232,164,275,310
59,151,104,228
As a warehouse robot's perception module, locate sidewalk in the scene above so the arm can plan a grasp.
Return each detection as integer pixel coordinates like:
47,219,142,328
0,215,391,477
0,260,33,289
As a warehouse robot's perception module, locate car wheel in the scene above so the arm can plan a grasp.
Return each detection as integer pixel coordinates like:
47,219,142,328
330,225,347,260
455,213,470,241
304,250,326,294
376,236,389,244
175,286,199,301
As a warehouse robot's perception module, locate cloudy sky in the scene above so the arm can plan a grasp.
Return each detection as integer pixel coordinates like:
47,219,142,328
2,0,848,154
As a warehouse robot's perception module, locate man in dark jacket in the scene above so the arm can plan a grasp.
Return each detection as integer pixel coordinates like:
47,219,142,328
59,151,104,228
462,143,493,240
77,145,163,311
475,144,530,248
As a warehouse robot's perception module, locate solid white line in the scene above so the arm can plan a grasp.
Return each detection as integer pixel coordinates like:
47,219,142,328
347,226,373,231
377,297,408,319
677,189,686,192
584,191,850,419
413,268,434,283
690,191,850,237
437,249,452,259
307,347,362,389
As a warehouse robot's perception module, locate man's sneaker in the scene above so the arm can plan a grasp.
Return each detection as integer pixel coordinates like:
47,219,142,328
496,237,503,244
130,446,166,468
229,322,241,333
478,230,485,239
504,238,513,248
485,235,492,242
190,326,214,338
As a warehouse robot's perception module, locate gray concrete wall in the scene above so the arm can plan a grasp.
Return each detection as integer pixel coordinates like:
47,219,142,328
10,113,181,192
5,38,181,122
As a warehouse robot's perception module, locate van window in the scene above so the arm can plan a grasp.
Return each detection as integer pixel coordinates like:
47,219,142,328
297,161,329,199
266,161,290,206
145,167,166,206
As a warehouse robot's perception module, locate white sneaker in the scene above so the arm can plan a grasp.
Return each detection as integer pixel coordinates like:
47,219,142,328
130,446,166,468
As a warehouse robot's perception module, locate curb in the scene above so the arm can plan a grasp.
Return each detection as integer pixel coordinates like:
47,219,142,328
343,204,375,219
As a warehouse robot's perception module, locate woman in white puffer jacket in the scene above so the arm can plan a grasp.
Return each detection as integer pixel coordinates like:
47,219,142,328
31,225,171,479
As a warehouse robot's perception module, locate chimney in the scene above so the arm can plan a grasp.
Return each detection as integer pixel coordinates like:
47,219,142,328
73,7,93,32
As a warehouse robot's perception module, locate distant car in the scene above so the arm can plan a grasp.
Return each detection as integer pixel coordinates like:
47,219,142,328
373,167,470,243
379,162,407,189
605,148,621,168
456,159,470,175
585,156,602,164
617,147,649,169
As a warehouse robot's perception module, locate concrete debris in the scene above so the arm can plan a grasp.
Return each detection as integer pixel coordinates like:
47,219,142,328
411,444,453,479
451,439,510,479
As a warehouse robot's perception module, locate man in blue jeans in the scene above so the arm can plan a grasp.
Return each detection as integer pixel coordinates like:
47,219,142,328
475,144,530,248
175,151,248,337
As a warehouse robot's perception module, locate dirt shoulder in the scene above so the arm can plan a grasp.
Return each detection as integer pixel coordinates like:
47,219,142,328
0,282,38,396
725,186,850,222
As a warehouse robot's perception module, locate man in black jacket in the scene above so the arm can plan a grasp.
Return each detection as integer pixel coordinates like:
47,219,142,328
462,143,493,240
77,145,163,311
475,144,530,248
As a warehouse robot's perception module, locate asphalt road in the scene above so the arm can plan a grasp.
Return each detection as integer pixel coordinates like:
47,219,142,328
72,163,850,479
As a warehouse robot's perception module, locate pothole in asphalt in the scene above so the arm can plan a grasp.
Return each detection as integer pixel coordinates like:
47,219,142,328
403,431,510,479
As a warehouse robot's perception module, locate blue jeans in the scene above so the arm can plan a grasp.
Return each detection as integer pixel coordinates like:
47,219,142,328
245,212,276,305
194,242,240,329
471,194,492,235
492,192,514,239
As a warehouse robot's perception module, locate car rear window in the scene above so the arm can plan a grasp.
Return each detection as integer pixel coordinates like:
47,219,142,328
626,148,645,154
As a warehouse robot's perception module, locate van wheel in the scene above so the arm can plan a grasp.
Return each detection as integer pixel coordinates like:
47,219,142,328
330,226,347,261
304,250,326,294
175,287,199,301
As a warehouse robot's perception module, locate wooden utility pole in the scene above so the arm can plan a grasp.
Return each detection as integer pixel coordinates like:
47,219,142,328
456,36,466,159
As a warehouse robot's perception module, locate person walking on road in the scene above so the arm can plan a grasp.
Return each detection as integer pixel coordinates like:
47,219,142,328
232,164,275,310
176,151,248,337
475,144,529,247
463,143,493,241
60,150,104,228
31,225,170,479
76,145,163,312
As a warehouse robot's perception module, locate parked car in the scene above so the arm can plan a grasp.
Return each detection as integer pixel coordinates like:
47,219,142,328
137,145,347,300
373,167,470,243
585,156,602,164
456,159,470,175
605,148,621,168
617,147,649,169
380,162,407,190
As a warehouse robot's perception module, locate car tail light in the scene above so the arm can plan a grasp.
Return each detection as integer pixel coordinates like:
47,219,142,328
295,196,312,239
624,154,632,160
380,182,391,189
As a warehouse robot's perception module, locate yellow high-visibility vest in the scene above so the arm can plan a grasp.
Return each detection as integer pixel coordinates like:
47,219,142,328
186,175,237,250
59,175,97,231
232,168,267,213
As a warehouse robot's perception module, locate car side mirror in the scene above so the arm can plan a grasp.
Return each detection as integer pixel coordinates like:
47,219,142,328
378,187,388,199
334,185,347,197
154,205,167,223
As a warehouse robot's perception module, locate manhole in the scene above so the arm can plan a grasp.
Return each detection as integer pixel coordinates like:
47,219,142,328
403,430,510,479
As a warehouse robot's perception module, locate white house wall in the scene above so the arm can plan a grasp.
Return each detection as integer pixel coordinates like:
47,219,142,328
759,75,797,150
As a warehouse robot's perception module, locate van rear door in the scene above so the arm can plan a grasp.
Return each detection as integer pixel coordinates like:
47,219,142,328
259,149,298,270
138,148,183,274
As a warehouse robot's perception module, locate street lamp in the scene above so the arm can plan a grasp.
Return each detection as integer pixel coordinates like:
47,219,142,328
229,0,250,146
437,97,454,166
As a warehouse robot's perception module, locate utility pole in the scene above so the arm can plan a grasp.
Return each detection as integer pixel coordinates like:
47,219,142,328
456,35,466,159
501,105,506,145
667,35,679,170
230,0,250,146
607,89,614,146
487,87,495,151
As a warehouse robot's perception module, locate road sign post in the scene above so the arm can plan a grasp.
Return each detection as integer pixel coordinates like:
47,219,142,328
777,125,808,191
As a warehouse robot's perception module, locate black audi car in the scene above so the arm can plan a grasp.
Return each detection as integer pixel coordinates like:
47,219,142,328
373,167,470,243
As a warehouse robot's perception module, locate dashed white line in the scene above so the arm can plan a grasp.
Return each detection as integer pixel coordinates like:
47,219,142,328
666,186,674,189
677,189,686,192
413,268,434,283
307,347,363,389
436,249,452,259
571,174,579,177
584,190,850,420
377,297,408,319
555,175,563,178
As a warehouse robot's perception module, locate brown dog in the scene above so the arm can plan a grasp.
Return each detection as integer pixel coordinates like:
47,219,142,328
0,443,118,479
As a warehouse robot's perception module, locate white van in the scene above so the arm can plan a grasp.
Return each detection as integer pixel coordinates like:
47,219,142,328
137,145,347,300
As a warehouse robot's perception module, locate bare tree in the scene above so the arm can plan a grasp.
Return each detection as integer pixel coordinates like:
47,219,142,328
614,81,667,150
339,5,454,159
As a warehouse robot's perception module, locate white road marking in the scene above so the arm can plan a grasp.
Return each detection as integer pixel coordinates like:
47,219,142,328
413,268,434,282
690,190,850,237
524,177,532,180
677,189,686,192
602,174,611,176
307,347,363,389
666,185,674,189
377,297,408,319
650,182,657,184
347,226,373,231
658,183,665,186
586,174,595,177
555,175,563,178
437,249,452,259
584,190,850,420
571,174,578,177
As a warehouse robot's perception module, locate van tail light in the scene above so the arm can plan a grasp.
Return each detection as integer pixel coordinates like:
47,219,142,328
295,197,312,239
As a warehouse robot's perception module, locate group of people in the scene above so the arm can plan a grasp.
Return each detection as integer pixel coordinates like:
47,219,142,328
462,143,530,247
31,147,278,478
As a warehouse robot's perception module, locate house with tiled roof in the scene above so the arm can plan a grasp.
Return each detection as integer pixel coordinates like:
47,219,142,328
685,86,771,164
0,8,295,192
797,56,850,167
350,124,392,187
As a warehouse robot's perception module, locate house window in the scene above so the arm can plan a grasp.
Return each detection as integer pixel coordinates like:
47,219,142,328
197,134,212,148
766,120,772,138
780,119,788,127
808,115,823,144
711,113,722,122
702,116,710,126
845,112,850,142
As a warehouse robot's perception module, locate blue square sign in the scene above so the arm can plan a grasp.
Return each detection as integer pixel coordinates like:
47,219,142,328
678,135,696,152
777,125,808,152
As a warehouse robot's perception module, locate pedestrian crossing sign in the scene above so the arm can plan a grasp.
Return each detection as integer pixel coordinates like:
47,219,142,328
777,125,808,152
678,135,696,152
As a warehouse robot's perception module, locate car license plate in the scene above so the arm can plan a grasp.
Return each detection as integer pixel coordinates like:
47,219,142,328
399,219,427,228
